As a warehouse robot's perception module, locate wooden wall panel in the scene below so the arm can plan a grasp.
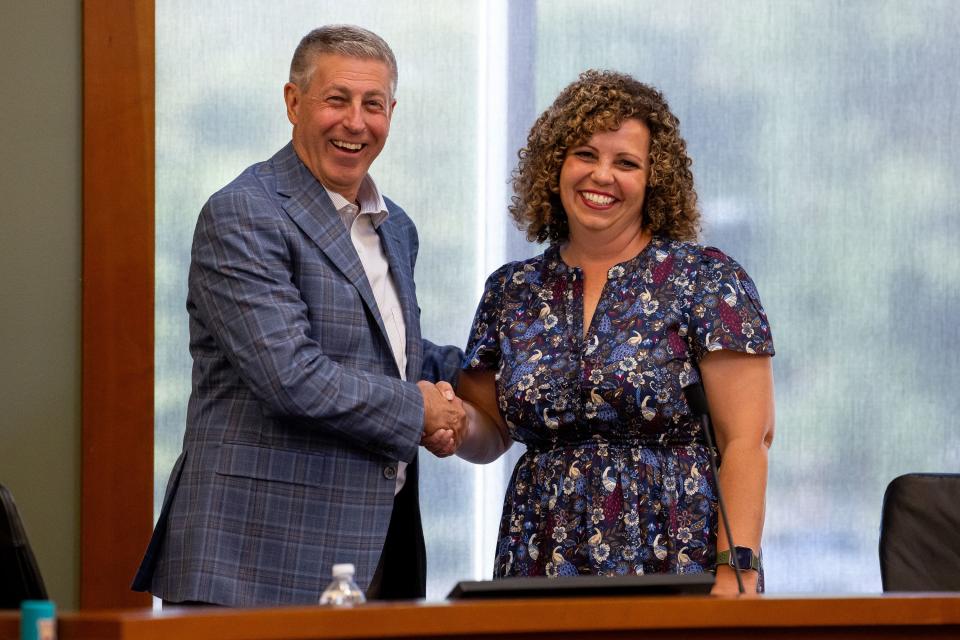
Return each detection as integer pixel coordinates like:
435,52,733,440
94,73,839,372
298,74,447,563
82,0,155,609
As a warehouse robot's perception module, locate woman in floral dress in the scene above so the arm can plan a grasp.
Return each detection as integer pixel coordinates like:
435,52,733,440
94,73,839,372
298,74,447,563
453,70,775,595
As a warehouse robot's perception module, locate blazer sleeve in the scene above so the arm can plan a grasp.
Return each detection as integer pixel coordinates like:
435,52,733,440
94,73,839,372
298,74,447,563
189,188,424,463
420,339,464,385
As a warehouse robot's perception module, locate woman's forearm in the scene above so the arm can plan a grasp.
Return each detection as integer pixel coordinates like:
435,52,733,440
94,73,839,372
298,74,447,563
456,401,512,464
712,438,770,590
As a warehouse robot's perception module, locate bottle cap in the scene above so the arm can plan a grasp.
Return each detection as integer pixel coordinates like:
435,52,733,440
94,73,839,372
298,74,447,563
20,600,55,617
331,563,355,577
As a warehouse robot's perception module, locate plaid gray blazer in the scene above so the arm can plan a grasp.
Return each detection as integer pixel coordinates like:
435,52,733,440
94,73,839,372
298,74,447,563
132,143,462,606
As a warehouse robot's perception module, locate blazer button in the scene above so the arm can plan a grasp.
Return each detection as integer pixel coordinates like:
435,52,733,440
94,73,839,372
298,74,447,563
383,465,397,480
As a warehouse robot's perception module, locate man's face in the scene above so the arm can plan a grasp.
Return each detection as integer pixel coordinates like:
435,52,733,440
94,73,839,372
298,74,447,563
284,53,395,202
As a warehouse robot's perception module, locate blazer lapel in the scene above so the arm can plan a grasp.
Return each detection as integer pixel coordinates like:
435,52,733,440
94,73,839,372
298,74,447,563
272,144,388,342
377,220,420,380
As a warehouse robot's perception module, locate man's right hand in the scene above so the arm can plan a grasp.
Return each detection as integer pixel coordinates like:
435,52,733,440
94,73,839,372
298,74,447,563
417,380,465,458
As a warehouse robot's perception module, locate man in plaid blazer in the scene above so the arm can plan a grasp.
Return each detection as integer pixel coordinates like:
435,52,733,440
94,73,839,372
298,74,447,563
132,25,464,606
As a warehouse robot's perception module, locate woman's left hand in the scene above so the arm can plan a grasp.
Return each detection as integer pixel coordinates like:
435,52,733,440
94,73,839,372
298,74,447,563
710,565,759,596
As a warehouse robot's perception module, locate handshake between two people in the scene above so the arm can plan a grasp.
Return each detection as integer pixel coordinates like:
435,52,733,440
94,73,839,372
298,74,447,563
417,380,466,458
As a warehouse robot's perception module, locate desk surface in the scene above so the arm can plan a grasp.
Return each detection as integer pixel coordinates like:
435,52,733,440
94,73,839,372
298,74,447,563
3,593,960,639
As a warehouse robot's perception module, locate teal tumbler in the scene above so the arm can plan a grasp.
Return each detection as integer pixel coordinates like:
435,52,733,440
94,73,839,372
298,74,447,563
20,600,56,640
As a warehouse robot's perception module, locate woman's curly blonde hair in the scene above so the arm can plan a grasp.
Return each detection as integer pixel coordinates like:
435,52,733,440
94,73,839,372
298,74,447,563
511,70,700,243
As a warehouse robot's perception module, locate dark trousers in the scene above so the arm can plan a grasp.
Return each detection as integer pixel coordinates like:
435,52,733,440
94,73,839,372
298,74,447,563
366,472,426,600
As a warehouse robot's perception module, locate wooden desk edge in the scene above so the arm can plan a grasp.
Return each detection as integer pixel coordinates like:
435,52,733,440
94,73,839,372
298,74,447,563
3,594,959,640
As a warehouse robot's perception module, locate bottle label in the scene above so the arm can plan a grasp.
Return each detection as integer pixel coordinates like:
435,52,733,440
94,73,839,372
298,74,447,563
38,619,57,640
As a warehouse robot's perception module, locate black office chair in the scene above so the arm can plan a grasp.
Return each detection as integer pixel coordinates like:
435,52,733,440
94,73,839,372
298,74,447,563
879,473,960,591
0,484,48,608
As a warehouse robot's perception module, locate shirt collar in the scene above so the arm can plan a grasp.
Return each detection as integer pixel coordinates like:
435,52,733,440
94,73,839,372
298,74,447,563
323,174,389,228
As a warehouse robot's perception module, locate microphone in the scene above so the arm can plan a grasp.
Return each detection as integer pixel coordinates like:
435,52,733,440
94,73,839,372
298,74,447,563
683,382,744,594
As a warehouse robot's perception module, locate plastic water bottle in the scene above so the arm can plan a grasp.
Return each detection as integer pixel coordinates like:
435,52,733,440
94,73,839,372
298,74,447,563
318,563,366,606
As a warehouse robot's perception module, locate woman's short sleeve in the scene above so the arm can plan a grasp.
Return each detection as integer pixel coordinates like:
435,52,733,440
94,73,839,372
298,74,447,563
687,247,775,361
462,264,513,371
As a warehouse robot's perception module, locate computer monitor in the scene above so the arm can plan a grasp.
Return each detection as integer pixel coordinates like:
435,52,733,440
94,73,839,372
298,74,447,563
0,484,48,609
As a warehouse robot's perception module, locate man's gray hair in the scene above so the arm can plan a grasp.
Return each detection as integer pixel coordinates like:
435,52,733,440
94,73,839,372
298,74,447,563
290,25,398,97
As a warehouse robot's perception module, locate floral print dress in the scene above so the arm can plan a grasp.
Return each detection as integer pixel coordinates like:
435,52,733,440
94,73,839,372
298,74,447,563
463,237,774,580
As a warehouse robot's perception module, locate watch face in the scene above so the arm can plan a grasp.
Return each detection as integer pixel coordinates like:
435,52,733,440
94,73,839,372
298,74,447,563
733,547,754,569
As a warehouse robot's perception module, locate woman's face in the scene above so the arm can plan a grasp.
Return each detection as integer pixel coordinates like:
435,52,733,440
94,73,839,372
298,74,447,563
559,118,651,242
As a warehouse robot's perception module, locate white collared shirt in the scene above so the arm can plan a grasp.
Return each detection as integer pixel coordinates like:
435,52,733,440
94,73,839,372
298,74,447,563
324,176,408,494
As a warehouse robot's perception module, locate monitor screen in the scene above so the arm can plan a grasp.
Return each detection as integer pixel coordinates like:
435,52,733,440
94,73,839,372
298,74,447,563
448,572,714,600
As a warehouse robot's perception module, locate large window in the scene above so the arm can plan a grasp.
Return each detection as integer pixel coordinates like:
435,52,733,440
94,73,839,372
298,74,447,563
157,0,960,597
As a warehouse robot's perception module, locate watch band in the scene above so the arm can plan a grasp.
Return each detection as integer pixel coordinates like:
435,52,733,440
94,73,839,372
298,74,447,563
716,547,761,571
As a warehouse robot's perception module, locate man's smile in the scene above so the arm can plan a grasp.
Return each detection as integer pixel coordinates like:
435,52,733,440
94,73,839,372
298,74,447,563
331,139,366,153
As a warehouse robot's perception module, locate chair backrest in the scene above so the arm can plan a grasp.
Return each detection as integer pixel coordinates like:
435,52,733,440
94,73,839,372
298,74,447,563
0,484,48,608
879,473,960,592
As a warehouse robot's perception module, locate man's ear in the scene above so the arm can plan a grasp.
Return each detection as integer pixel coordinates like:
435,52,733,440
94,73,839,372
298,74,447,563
284,82,301,125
